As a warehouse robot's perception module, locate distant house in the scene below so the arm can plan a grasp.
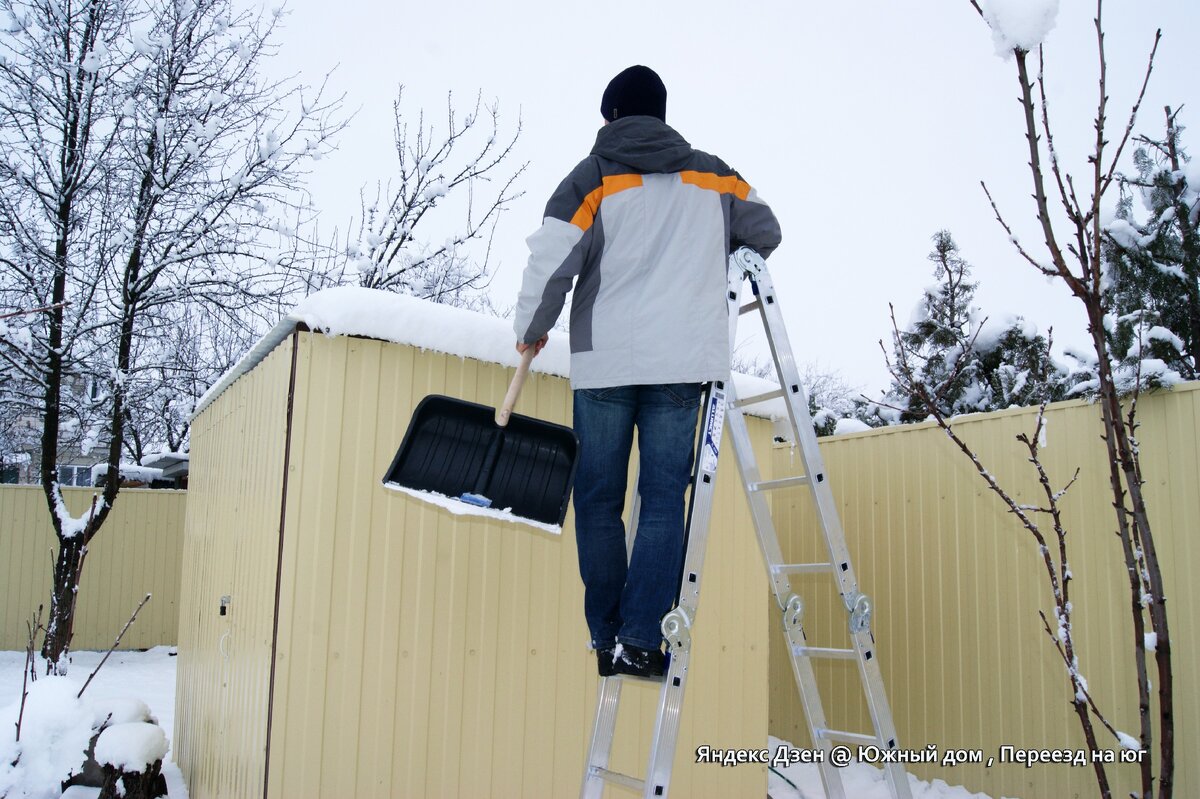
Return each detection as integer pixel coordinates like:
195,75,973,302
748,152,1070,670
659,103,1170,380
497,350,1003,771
142,452,190,489
2,374,105,486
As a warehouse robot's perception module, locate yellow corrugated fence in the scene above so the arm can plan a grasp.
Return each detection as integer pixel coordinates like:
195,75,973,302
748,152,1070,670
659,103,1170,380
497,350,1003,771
0,484,185,651
768,382,1199,798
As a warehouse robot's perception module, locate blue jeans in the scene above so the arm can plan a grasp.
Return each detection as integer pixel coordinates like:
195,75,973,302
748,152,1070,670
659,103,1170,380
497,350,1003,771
572,383,702,651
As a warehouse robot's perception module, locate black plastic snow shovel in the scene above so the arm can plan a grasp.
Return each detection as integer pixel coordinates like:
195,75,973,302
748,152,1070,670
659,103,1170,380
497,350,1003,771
383,348,579,527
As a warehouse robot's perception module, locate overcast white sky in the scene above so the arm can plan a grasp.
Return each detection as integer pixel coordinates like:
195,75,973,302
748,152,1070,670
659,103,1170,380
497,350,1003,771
264,0,1198,394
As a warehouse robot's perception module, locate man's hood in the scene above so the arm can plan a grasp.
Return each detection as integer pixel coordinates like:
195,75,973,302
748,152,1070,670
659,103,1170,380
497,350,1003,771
590,116,693,173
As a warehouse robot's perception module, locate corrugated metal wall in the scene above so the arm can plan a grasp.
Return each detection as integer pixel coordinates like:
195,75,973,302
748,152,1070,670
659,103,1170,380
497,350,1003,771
0,485,185,651
259,332,772,799
769,383,1200,798
174,334,296,799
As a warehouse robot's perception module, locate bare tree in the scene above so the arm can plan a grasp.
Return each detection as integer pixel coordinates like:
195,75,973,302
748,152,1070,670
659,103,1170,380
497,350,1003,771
955,2,1172,795
882,320,1120,794
0,0,343,667
344,88,526,305
119,301,257,462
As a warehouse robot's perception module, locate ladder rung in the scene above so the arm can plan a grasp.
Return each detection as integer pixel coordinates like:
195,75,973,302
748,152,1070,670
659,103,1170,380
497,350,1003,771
589,767,644,792
738,299,762,315
817,729,881,747
771,562,834,575
749,476,809,492
611,672,665,684
794,646,857,660
731,388,784,409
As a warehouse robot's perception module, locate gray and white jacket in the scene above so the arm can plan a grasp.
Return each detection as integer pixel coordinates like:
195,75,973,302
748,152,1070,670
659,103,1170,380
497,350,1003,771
514,116,782,390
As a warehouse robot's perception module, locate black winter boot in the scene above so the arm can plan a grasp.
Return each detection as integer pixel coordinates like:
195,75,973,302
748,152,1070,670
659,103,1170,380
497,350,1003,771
596,644,618,677
612,643,665,679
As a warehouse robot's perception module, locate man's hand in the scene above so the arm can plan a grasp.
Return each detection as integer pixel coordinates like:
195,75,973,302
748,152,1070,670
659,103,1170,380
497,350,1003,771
516,334,549,356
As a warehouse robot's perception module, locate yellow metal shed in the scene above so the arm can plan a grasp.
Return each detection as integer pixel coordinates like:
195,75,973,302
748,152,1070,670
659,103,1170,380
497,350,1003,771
174,288,780,799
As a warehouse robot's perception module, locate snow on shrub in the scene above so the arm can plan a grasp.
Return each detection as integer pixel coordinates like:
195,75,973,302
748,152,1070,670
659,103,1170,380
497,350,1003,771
0,678,165,798
0,679,93,799
94,723,169,773
91,698,155,728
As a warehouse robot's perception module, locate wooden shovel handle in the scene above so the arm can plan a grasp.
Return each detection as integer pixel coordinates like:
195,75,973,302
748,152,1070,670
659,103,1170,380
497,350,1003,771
496,347,536,427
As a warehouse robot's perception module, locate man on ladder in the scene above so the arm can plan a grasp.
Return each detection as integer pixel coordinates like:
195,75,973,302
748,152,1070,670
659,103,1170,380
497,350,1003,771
512,64,782,679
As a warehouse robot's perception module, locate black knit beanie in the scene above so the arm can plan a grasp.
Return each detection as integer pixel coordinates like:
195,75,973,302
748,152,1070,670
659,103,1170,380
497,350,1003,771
600,65,667,123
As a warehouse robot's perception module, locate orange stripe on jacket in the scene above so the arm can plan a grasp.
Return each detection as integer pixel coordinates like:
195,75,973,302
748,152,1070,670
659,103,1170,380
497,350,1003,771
569,174,644,232
679,171,751,200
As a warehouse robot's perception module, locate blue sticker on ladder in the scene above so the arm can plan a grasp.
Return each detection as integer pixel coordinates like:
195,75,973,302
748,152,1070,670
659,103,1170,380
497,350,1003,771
700,388,726,473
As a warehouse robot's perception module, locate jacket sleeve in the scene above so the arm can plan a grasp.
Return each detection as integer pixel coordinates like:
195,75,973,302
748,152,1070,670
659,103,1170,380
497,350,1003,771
728,174,782,259
513,158,603,345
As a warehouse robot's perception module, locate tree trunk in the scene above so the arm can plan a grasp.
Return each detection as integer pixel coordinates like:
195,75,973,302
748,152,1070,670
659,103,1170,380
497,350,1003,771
98,759,166,799
41,534,86,665
1087,304,1174,798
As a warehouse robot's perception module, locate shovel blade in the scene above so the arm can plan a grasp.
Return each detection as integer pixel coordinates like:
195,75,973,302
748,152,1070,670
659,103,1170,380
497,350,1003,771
384,395,578,527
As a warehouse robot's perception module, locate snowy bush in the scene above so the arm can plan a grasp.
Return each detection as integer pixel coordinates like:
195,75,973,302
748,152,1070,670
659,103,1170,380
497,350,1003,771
1,679,94,798
0,673,163,799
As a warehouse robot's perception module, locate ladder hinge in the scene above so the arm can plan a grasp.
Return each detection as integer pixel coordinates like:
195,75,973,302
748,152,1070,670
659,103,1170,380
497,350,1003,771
849,593,873,634
661,607,693,650
783,594,804,629
732,246,766,277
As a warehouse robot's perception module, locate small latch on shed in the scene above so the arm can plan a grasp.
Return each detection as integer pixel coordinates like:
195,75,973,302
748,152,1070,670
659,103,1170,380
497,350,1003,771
220,595,231,616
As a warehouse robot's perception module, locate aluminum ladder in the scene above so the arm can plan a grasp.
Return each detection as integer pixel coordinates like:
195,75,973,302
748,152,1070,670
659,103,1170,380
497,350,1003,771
580,248,911,799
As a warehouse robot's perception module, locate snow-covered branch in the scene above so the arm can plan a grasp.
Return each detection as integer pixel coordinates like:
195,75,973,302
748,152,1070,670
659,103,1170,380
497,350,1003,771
345,88,526,304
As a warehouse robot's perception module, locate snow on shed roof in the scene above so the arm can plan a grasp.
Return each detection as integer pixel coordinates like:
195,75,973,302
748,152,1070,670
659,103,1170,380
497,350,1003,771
193,286,786,420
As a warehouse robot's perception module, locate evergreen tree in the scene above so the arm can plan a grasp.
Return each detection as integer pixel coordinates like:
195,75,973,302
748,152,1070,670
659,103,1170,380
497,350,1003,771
884,231,1066,421
975,320,1065,408
1102,107,1198,387
887,230,979,421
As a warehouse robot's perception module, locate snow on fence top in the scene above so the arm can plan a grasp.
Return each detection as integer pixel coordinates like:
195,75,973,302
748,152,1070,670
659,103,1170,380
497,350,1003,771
193,287,786,420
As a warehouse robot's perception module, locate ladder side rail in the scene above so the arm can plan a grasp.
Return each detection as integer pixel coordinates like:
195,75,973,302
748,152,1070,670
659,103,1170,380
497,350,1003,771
641,380,727,798
724,396,847,799
724,402,798,610
750,268,863,609
727,263,850,799
726,256,795,607
626,483,643,564
671,381,725,624
844,592,910,795
854,623,907,772
737,252,913,799
581,465,647,799
581,678,624,799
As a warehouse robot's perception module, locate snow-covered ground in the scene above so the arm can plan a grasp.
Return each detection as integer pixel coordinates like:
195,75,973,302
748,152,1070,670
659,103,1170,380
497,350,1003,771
767,735,1012,799
2,649,1007,799
0,648,187,799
